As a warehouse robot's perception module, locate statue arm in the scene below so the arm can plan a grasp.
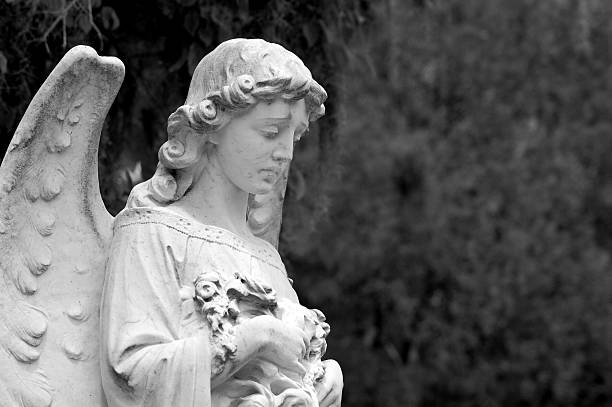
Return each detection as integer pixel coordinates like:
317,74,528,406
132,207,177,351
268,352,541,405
100,218,312,407
316,359,344,407
100,221,212,406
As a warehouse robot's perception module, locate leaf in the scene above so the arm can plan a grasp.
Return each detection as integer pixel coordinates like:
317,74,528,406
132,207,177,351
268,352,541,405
237,0,250,23
288,167,306,201
0,51,7,75
65,10,76,28
46,0,63,12
210,5,232,39
184,10,199,36
302,23,320,48
101,6,120,31
198,25,213,47
237,0,249,13
168,48,187,73
187,42,205,75
76,13,91,34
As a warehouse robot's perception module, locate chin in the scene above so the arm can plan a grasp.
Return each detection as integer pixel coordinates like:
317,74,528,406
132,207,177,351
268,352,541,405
249,180,277,195
252,185,275,195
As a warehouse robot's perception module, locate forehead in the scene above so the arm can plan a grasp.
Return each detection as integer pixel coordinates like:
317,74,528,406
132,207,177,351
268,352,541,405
247,99,308,123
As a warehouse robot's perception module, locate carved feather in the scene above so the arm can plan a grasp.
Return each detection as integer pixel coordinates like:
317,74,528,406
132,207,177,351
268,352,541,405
0,46,123,407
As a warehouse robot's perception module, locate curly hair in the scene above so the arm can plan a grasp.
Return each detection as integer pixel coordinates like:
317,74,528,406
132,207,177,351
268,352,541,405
128,38,327,207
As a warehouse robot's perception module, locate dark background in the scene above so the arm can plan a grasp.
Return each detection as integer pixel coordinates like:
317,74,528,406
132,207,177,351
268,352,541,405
3,0,612,406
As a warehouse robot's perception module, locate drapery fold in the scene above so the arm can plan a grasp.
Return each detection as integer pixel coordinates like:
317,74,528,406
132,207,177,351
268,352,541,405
100,213,212,407
100,208,297,407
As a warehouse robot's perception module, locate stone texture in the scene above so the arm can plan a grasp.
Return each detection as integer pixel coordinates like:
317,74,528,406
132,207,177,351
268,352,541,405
0,39,342,407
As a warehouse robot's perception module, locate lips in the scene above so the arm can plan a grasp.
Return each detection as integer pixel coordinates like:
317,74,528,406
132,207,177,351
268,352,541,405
260,168,280,177
258,168,282,186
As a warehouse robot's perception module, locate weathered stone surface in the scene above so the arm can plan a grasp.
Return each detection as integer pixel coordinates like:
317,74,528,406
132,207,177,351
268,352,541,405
0,39,342,407
0,45,121,407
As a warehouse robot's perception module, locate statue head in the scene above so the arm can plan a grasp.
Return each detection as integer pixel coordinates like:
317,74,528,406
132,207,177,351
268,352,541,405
128,38,327,206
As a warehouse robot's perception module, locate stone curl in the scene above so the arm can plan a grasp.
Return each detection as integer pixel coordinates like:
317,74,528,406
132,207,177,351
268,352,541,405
126,39,327,209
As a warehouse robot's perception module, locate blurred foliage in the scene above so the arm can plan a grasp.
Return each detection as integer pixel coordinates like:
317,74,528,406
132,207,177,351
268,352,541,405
0,0,361,212
288,1,612,406
3,0,612,406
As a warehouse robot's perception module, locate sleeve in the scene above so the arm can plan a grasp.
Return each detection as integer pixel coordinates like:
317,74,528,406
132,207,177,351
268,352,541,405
100,221,212,407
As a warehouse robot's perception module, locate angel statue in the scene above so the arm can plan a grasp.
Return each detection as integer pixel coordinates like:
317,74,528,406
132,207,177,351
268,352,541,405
0,39,343,407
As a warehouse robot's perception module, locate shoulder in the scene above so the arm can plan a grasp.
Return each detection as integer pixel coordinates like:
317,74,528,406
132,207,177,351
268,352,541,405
108,208,191,263
114,207,196,236
114,207,284,269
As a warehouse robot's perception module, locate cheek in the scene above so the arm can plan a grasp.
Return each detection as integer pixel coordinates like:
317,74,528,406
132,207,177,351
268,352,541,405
222,136,270,181
232,136,270,163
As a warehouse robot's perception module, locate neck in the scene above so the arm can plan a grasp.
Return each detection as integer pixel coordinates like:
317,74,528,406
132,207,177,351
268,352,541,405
171,148,251,238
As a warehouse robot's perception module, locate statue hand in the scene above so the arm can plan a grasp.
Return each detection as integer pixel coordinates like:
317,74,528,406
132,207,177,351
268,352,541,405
213,315,308,388
255,315,310,376
316,359,343,407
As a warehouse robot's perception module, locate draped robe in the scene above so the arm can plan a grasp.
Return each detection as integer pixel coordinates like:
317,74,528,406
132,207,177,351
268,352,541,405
100,207,297,407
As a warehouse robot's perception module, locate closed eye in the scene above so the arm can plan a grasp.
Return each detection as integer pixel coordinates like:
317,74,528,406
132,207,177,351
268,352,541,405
259,126,279,138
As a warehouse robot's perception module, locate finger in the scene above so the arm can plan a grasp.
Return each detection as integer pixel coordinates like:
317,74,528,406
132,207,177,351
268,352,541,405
318,385,334,405
299,330,310,350
287,327,308,352
286,359,307,376
300,341,310,360
321,393,340,407
316,378,331,398
302,319,317,340
323,359,342,373
280,361,305,376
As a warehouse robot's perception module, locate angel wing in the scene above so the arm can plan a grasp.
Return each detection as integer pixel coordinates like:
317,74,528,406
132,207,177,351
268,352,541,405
0,46,123,407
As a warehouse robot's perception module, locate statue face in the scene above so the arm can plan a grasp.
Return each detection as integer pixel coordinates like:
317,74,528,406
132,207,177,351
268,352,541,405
211,99,309,195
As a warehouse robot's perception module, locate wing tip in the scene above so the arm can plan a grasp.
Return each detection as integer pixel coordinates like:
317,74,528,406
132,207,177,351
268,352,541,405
7,46,125,154
62,45,125,82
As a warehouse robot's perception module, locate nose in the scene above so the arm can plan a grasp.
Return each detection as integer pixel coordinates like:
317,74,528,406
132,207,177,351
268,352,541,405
272,136,293,163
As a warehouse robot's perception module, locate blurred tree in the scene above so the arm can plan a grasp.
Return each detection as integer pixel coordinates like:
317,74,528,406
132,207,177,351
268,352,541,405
0,0,365,212
287,1,612,406
3,0,612,406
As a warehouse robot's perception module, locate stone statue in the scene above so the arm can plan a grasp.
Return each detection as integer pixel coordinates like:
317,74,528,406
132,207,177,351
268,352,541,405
0,39,343,407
